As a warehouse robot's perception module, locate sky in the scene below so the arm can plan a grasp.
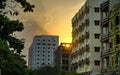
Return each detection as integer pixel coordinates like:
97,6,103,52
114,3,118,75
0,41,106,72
14,0,86,64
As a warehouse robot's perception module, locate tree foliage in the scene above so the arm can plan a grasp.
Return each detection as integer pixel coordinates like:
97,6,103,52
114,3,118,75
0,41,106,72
0,0,35,15
0,14,24,54
37,66,60,75
0,0,34,75
0,39,27,75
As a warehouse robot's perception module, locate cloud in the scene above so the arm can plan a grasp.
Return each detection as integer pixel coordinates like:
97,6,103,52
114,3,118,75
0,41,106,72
16,0,86,64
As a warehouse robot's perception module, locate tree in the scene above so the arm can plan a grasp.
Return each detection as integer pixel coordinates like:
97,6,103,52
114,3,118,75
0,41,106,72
0,0,35,54
0,39,27,75
0,14,25,54
0,0,35,15
32,66,60,75
0,0,34,75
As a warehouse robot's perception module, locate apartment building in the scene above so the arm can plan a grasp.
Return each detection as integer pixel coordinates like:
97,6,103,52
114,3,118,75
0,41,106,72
100,0,120,75
71,0,102,75
28,35,59,69
109,0,120,74
54,43,72,71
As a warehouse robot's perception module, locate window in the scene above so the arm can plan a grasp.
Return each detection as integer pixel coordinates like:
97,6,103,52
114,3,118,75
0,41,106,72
37,62,39,64
94,7,99,12
38,47,39,49
111,57,114,66
43,55,45,57
53,44,56,46
38,51,39,53
48,43,51,46
48,55,50,57
94,20,100,25
52,38,54,40
43,51,45,53
115,16,119,26
116,34,120,45
62,60,65,64
42,43,45,45
109,42,112,48
48,47,50,49
43,47,45,49
53,47,56,49
48,63,50,65
94,34,100,39
42,59,45,61
37,55,39,56
42,63,45,65
48,40,50,42
37,58,39,60
48,59,50,61
48,51,50,53
37,66,39,68
94,60,100,66
53,40,56,42
43,40,45,42
37,43,40,45
94,47,100,52
66,60,69,64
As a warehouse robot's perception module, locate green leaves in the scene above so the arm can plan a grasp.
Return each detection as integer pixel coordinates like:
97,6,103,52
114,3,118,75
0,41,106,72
0,39,27,75
0,14,24,54
0,0,35,15
0,0,35,75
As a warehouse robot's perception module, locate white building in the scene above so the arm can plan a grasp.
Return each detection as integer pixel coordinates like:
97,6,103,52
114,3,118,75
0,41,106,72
71,0,103,75
28,35,59,69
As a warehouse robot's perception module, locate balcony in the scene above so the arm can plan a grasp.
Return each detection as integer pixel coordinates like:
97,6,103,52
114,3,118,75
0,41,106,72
101,68,109,73
85,58,90,65
85,44,90,52
101,1,109,12
85,31,90,39
101,17,109,27
85,19,89,26
79,25,82,32
101,33,109,42
113,25,120,31
101,48,110,57
79,35,85,43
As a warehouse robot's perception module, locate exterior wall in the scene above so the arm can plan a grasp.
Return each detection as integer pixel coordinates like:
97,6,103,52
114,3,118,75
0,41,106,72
109,0,120,74
54,43,72,71
100,0,110,74
29,35,59,69
71,0,102,75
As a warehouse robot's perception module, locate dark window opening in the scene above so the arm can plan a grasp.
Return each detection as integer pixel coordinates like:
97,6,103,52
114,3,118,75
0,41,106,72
115,16,119,26
94,47,100,52
94,60,100,66
94,7,99,12
116,34,120,45
94,34,100,39
94,20,100,25
37,43,40,45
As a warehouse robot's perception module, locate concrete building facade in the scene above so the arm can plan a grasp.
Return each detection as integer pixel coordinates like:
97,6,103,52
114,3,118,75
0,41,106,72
101,0,120,75
54,43,72,71
100,0,110,74
28,35,59,69
109,0,120,74
71,0,103,75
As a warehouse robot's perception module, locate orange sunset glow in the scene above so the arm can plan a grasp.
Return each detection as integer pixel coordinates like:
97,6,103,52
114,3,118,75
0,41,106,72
15,0,86,62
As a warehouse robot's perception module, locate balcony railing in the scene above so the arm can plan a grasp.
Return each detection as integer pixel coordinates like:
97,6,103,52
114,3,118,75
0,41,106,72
101,17,109,27
101,33,109,42
101,48,110,57
101,1,109,12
